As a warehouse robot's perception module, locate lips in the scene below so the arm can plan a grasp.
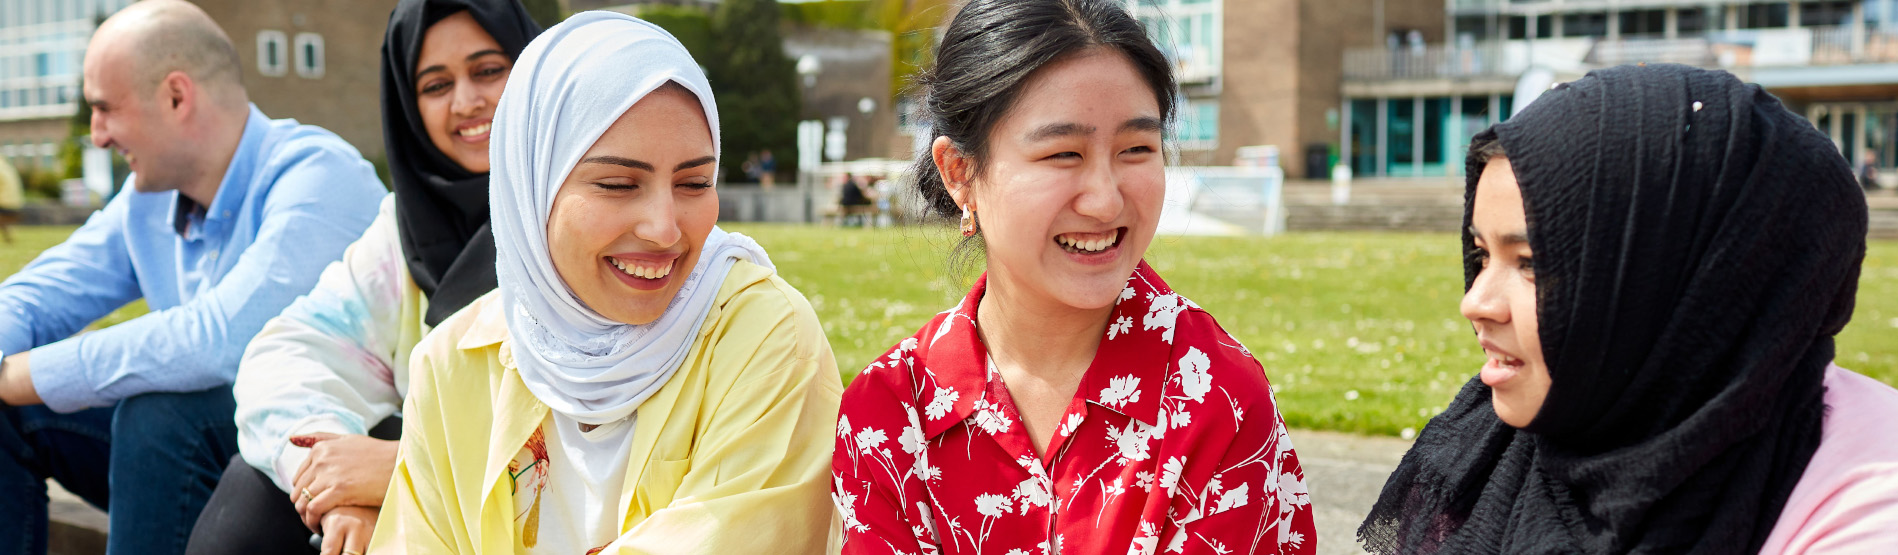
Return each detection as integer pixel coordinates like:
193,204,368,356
603,253,680,292
1478,338,1525,387
453,119,492,143
1054,227,1125,254
608,256,672,280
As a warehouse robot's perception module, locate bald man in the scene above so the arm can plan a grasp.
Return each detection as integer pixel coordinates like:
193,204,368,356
0,2,385,553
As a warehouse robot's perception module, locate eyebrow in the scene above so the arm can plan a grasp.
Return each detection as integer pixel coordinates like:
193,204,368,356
1469,225,1530,245
1020,116,1166,144
414,49,508,80
580,155,719,173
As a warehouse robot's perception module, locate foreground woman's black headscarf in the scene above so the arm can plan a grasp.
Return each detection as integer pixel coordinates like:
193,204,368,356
1359,64,1867,554
382,0,541,326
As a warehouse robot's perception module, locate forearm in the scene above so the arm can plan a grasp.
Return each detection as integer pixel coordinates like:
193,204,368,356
0,351,39,406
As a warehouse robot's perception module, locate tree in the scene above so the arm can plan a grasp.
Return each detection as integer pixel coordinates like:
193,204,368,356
706,0,801,182
518,0,564,28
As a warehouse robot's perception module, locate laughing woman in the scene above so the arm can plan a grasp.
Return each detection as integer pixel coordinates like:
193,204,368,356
1359,64,1898,554
191,2,539,553
831,1,1316,554
369,12,841,554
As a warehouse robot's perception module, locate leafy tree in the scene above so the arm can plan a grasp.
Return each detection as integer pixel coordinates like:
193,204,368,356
641,5,714,61
705,0,801,181
518,0,564,28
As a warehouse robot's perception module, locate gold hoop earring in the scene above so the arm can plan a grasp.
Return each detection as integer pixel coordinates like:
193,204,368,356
959,204,977,237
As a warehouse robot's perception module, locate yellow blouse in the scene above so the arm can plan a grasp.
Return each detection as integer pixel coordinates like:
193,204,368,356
369,261,843,554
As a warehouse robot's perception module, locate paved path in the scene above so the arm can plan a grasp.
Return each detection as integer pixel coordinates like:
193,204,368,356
1292,428,1412,555
46,429,1411,555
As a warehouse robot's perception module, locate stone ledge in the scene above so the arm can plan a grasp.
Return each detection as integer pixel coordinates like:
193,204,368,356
48,480,107,555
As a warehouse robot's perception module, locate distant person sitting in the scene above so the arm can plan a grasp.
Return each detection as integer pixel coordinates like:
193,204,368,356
1867,149,1882,192
759,148,777,188
0,2,385,555
837,172,875,227
0,156,20,244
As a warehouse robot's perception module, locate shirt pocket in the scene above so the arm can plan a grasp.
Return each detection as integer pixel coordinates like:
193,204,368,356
635,458,693,513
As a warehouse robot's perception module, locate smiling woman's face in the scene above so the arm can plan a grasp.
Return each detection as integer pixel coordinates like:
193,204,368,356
1462,157,1551,428
545,84,718,325
414,11,510,173
945,48,1165,313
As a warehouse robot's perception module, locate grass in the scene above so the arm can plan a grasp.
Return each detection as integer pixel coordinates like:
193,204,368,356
6,224,1896,437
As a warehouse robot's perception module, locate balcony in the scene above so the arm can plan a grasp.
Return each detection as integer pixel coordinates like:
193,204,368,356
1346,25,1898,84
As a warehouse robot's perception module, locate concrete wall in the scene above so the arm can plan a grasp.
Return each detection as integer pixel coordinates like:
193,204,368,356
194,0,400,162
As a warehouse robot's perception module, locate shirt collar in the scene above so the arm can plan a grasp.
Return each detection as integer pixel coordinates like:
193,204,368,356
166,105,269,236
917,261,1177,439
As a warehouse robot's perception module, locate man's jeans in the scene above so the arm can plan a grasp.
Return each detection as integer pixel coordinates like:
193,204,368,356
0,386,239,555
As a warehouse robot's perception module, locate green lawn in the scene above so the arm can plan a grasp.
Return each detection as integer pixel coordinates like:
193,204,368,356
6,224,1896,437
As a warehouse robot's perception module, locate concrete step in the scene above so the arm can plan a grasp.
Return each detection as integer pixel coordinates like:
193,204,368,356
48,480,108,555
1283,186,1898,237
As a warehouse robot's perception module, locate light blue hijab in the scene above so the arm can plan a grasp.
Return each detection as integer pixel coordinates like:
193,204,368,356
489,11,772,426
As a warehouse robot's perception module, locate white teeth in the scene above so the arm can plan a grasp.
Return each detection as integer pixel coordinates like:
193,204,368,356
1056,229,1121,253
458,122,492,137
609,257,671,280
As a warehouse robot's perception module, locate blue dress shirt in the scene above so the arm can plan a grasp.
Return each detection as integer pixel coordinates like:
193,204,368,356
0,105,386,413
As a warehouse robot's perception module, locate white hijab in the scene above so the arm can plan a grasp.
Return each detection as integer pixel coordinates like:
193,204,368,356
489,11,772,426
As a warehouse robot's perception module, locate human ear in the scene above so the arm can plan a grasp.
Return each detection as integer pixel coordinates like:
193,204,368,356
932,136,976,207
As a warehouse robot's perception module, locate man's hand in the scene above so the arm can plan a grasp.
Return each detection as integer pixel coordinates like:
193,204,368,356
0,352,40,407
290,432,400,532
316,505,378,555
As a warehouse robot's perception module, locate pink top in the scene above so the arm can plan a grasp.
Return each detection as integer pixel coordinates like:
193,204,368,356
1759,364,1898,554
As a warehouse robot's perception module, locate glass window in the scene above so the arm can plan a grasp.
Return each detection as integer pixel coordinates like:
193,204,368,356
1678,7,1709,34
1349,99,1377,176
1562,12,1609,37
1455,15,1492,41
257,30,287,77
1175,99,1218,144
1802,1,1854,27
1740,3,1790,29
1388,98,1415,170
1507,15,1554,39
294,33,324,79
1619,9,1667,36
1424,97,1449,167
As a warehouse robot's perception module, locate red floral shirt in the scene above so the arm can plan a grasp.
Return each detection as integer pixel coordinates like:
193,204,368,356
833,262,1316,555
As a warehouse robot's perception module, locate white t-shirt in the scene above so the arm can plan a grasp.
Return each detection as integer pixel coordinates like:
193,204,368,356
514,412,637,554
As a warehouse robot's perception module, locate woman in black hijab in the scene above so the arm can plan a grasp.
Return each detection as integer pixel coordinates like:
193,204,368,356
1359,64,1898,554
186,2,540,554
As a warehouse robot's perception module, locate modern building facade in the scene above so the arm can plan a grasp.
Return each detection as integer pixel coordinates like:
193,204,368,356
0,0,132,172
0,0,400,178
1123,0,1446,178
1345,0,1898,179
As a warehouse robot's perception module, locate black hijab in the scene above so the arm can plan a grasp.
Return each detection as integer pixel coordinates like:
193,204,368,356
381,0,541,326
1359,64,1867,554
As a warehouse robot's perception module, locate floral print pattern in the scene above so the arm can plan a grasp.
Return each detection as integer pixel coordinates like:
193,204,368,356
834,262,1316,554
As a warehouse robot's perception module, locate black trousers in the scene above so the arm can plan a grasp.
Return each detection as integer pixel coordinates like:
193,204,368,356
184,417,401,555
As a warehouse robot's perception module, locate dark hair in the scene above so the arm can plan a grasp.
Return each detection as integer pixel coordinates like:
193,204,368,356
1469,135,1507,169
909,0,1178,228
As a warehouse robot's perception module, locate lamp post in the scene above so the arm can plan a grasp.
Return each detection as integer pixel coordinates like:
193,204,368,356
795,54,823,222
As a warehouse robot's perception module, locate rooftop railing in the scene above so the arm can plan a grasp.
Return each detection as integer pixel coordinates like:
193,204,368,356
1346,26,1898,81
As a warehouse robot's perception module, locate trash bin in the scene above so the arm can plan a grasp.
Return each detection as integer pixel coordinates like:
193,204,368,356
1305,144,1330,179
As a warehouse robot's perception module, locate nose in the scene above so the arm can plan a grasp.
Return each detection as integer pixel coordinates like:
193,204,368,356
1072,155,1125,222
450,78,487,117
89,111,108,148
630,192,683,249
1460,265,1510,327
